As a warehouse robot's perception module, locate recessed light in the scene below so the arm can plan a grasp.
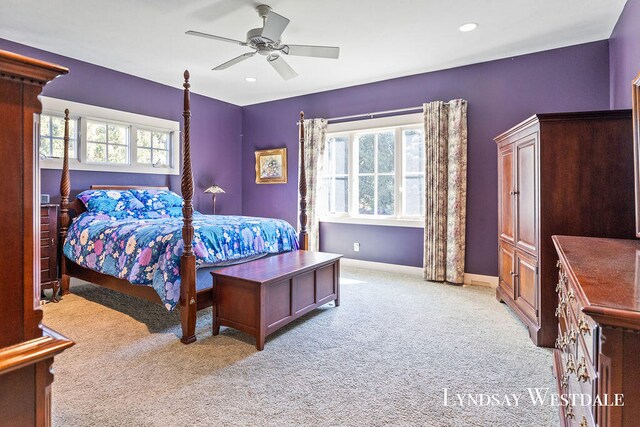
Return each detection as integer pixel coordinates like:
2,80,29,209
245,77,257,82
459,22,478,32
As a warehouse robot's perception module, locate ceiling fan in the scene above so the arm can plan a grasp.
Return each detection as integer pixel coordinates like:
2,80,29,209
186,4,340,80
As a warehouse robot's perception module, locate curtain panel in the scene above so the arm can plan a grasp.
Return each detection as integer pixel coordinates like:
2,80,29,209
423,100,468,284
298,118,327,251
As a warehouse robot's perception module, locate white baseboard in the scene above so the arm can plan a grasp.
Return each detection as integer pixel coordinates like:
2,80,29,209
340,258,498,289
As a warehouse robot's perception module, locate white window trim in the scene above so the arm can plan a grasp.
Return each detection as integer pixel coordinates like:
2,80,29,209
320,113,425,228
39,97,180,175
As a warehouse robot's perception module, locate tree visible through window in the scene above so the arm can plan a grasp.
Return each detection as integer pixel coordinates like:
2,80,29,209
39,114,78,159
86,120,129,164
137,129,171,167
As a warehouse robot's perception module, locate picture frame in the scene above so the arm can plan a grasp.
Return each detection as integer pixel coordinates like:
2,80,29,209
255,148,288,184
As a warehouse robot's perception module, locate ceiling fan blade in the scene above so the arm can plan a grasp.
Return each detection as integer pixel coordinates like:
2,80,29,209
213,52,256,70
186,30,246,46
284,44,340,59
261,10,290,42
267,55,298,80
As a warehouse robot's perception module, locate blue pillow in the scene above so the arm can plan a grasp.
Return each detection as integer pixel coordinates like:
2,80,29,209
78,190,144,213
131,189,183,210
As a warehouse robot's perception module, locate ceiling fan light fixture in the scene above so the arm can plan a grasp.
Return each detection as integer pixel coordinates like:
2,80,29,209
459,22,479,32
245,77,257,82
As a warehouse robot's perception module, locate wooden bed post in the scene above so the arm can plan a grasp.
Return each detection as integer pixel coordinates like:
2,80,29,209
298,111,309,251
179,70,197,344
60,109,71,295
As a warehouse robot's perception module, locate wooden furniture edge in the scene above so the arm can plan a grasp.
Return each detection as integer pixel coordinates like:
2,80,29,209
0,327,73,376
552,235,640,331
0,49,68,86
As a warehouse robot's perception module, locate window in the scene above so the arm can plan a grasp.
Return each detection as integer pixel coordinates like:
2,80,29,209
137,129,171,167
86,120,129,164
39,96,180,175
39,114,78,159
321,113,425,227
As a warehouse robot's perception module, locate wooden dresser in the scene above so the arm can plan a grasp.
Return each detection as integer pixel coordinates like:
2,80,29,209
0,50,73,426
40,204,59,301
495,111,636,347
553,236,640,427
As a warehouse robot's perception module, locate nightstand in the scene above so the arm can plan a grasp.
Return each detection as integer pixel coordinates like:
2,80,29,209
41,204,60,302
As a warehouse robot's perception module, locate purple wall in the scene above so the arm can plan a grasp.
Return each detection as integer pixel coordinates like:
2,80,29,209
0,39,243,215
610,0,640,109
241,41,611,275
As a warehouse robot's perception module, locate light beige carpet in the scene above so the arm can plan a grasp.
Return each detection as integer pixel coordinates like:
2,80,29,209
43,267,556,427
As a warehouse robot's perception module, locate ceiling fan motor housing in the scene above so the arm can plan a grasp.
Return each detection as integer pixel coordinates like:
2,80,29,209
247,27,280,53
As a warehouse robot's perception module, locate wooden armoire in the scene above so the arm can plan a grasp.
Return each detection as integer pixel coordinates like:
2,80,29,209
495,111,636,347
0,51,73,425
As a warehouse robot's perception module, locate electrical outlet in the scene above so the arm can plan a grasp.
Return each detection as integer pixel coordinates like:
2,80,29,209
353,242,360,252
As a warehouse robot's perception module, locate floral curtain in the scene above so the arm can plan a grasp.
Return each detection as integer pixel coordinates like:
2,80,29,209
423,100,468,284
298,118,327,251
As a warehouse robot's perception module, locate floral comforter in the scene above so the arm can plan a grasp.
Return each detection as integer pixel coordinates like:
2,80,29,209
63,209,299,310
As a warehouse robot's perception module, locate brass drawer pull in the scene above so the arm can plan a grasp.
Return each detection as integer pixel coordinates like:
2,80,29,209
556,260,561,268
568,328,578,344
577,357,590,382
566,354,576,374
579,316,591,336
555,336,565,350
580,416,588,427
556,281,562,292
560,373,569,389
555,305,564,318
565,402,575,419
567,289,576,302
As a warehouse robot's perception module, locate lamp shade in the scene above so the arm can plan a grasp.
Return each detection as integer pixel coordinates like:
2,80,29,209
204,184,225,194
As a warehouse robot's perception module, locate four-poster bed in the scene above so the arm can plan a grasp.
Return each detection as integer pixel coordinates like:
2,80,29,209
58,71,319,344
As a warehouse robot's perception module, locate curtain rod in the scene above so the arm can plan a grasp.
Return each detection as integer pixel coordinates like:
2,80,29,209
296,105,423,125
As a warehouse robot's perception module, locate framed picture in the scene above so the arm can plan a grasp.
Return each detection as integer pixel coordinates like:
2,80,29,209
255,148,288,184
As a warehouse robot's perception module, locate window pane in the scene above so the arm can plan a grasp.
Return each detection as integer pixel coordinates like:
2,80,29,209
108,144,128,164
51,116,65,138
378,175,395,215
404,175,424,216
377,131,395,173
40,116,51,136
137,147,151,164
333,136,348,174
137,130,151,148
51,138,65,158
39,137,50,158
334,177,349,213
153,150,168,167
87,122,107,143
108,125,127,145
358,134,374,173
321,177,331,213
358,175,374,215
87,142,106,163
404,129,424,173
153,132,168,150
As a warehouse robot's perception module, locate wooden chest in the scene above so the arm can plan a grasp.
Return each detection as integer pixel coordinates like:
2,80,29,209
211,251,341,350
553,236,640,426
40,204,59,301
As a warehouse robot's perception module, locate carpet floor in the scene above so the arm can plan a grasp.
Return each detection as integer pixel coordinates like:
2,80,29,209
43,267,557,427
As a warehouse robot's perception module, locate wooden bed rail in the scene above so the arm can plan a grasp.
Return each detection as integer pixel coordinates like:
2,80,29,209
179,70,197,344
298,111,309,251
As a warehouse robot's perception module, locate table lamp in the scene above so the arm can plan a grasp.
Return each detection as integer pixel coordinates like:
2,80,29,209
204,184,225,214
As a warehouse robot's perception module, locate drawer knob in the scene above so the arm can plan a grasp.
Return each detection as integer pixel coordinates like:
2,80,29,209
580,416,588,427
579,317,591,336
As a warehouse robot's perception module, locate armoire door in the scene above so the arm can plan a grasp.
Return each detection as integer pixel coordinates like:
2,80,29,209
515,134,538,255
498,143,515,244
514,249,538,322
498,241,515,298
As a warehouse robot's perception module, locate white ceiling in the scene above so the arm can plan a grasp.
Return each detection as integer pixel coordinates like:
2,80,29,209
0,0,627,106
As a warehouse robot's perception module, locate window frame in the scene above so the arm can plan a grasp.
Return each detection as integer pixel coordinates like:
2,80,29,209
39,97,180,175
39,113,79,160
321,113,424,228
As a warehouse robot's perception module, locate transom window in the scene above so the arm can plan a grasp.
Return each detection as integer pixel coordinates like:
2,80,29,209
39,114,78,159
137,129,171,167
39,97,180,175
86,120,129,164
321,114,425,226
